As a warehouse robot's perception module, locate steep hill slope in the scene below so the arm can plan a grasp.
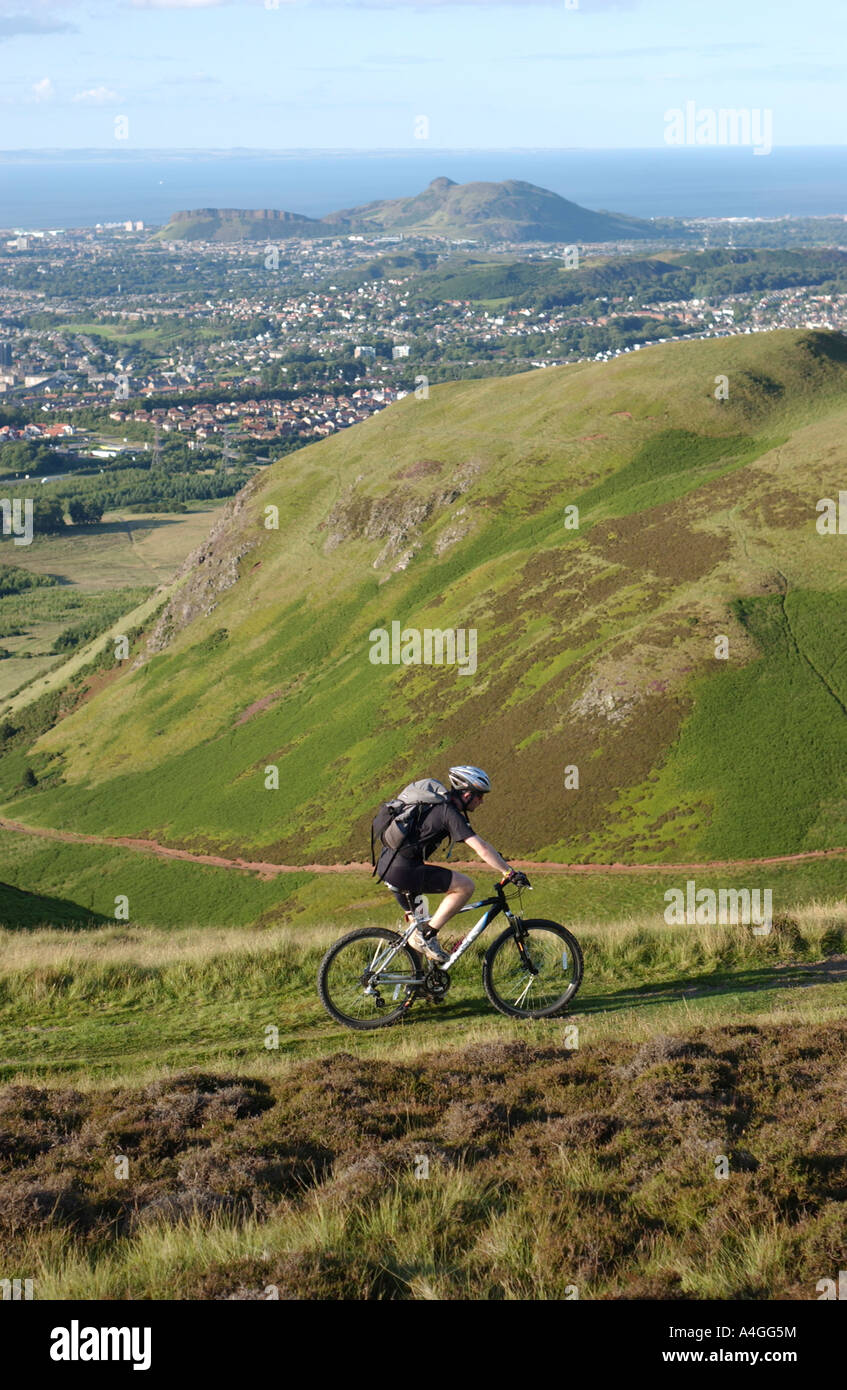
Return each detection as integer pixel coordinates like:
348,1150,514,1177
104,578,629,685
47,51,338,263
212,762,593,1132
4,330,847,867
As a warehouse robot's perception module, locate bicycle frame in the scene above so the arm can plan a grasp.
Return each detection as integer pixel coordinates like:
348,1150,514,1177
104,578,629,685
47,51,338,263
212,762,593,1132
364,883,522,987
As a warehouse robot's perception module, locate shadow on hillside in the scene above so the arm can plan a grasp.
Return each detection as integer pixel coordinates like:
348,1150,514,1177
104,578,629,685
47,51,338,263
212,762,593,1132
404,960,847,1028
364,962,847,1029
573,960,847,1016
0,881,112,932
425,961,846,1024
76,518,185,537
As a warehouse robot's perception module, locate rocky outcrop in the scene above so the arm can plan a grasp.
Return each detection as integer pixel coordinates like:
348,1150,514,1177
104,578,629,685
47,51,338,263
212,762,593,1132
434,506,471,555
131,475,264,669
169,208,319,226
323,460,481,570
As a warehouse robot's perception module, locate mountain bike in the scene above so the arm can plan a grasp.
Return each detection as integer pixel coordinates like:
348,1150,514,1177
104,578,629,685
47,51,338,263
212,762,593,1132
317,876,583,1030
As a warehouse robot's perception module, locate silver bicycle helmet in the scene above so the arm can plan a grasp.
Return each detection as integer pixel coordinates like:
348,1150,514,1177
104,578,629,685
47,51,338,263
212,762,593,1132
448,765,491,794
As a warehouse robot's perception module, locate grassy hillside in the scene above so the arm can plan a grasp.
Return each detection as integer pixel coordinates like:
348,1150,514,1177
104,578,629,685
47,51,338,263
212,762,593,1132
4,330,847,868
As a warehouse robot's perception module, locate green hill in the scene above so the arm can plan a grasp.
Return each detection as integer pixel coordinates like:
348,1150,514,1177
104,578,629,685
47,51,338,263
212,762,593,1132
409,248,847,310
4,330,847,867
325,175,661,242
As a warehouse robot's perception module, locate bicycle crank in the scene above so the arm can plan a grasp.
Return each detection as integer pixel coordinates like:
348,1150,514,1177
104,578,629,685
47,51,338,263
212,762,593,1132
423,967,451,1000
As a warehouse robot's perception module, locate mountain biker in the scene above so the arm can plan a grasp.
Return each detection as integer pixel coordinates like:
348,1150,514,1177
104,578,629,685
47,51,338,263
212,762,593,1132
377,765,529,965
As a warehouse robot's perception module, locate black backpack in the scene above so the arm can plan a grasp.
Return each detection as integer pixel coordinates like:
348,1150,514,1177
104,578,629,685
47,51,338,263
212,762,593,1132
371,777,451,879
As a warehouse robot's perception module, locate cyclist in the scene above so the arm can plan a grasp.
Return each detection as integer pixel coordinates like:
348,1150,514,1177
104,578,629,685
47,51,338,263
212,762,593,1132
377,765,528,964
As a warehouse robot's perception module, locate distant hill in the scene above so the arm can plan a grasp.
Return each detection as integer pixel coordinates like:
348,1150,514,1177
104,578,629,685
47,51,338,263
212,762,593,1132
6,329,847,867
154,176,665,243
154,207,330,242
407,246,847,310
325,175,659,242
408,252,677,306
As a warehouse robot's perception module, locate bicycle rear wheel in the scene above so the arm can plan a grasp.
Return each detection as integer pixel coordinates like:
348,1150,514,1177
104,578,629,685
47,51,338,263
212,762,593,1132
317,927,421,1030
483,919,583,1020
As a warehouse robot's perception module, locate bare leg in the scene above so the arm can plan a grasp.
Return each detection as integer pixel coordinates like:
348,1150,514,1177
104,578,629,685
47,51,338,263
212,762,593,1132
426,871,474,933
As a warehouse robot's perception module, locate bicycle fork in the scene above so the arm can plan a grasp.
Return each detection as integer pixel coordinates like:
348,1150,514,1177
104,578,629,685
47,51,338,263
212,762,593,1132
513,922,539,975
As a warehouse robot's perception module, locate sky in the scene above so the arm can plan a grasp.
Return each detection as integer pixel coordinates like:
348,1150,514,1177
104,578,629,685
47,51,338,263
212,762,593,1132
0,0,845,151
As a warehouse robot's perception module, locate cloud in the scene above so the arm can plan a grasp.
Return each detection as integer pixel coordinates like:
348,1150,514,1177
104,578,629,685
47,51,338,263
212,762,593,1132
363,52,434,64
517,42,763,61
313,0,636,6
32,75,54,100
158,72,223,83
726,61,845,82
72,84,118,102
0,14,76,38
130,0,635,9
315,0,638,7
2,0,638,12
113,0,644,11
130,0,228,8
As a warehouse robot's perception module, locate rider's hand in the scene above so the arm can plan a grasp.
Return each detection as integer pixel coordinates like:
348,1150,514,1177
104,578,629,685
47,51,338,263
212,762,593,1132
501,869,531,888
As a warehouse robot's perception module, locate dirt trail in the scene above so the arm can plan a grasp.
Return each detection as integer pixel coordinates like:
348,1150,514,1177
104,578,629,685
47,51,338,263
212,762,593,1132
2,817,847,880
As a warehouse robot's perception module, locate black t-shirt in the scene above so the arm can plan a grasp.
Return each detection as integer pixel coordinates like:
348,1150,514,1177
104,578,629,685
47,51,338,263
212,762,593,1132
393,799,474,864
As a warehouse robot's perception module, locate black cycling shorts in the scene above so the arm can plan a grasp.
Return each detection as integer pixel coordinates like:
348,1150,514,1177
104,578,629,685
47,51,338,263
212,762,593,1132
378,852,455,911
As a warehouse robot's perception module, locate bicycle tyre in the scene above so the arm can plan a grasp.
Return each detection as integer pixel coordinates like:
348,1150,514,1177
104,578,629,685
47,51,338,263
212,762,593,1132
482,918,583,1020
317,927,421,1030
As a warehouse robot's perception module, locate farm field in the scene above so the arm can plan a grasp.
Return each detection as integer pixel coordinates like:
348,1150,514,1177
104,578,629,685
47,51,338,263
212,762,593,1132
0,502,224,705
54,320,228,349
3,502,224,592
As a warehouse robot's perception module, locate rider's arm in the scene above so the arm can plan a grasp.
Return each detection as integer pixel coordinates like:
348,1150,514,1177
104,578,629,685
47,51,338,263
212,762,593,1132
464,833,512,877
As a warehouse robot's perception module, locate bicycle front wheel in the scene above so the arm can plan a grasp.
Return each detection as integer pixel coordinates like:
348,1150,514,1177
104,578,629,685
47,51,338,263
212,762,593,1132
317,927,421,1030
483,919,583,1020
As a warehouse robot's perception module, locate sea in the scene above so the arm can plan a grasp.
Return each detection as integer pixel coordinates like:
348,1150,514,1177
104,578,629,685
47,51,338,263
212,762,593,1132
0,147,845,232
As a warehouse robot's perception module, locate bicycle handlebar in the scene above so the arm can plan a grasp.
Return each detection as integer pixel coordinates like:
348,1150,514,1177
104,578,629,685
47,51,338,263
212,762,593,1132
497,872,532,891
